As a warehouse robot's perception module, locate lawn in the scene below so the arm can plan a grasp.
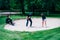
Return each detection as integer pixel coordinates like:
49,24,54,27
0,15,60,40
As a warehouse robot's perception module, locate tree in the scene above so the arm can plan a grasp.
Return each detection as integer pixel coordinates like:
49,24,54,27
0,0,10,10
20,0,25,14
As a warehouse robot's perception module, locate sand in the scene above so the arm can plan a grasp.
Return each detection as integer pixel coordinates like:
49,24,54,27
4,18,60,32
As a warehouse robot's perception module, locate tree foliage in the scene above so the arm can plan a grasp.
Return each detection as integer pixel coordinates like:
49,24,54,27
0,0,60,12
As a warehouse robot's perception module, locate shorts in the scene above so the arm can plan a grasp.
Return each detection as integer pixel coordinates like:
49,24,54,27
42,19,46,21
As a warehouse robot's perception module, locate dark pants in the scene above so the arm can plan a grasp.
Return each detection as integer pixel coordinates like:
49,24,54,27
26,19,32,27
6,20,14,26
42,18,46,21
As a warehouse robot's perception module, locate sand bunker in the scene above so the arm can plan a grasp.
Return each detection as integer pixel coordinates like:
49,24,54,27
4,18,60,32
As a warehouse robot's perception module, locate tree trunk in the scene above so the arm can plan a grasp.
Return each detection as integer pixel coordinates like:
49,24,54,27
20,0,25,15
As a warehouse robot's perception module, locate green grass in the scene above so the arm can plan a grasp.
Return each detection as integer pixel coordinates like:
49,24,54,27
0,25,60,40
0,15,60,40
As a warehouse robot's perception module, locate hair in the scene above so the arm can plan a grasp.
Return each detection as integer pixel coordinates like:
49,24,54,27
27,15,29,17
41,13,45,15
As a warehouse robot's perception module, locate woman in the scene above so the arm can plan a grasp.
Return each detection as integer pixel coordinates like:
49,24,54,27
26,15,32,27
6,15,14,26
41,13,47,27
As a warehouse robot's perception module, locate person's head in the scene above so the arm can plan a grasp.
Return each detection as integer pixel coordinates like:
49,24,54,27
41,13,43,15
27,15,29,17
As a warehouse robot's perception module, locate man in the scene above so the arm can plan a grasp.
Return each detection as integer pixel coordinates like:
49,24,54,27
26,15,32,27
41,13,47,27
6,15,14,26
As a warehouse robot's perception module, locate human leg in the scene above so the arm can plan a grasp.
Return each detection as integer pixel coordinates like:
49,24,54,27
42,19,44,27
26,20,29,27
30,19,32,27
